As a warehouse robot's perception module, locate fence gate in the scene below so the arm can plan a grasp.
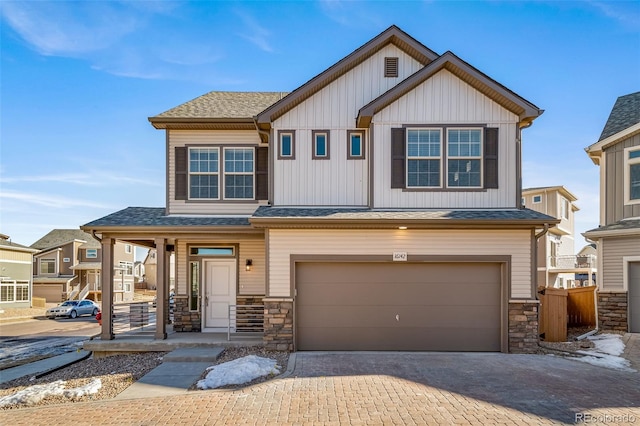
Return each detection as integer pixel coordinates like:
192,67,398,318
539,287,568,342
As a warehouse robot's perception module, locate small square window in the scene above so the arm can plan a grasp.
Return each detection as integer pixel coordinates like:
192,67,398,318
347,130,365,159
278,130,296,159
125,244,132,254
533,195,542,203
312,130,330,159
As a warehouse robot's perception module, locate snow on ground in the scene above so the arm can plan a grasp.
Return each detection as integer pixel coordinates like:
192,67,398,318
0,379,102,407
197,355,280,390
573,334,634,372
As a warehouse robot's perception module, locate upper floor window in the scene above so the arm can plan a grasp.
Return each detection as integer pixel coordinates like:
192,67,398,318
625,147,640,204
447,129,482,187
560,198,570,219
312,130,330,159
533,195,542,203
86,249,97,258
40,258,56,274
347,130,365,159
119,261,133,276
224,148,254,199
190,148,220,199
278,130,295,159
407,129,442,187
125,244,132,254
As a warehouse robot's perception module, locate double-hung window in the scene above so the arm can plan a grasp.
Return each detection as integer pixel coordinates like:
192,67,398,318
189,148,219,199
625,146,640,204
224,148,254,199
41,259,56,274
407,129,442,187
447,129,482,188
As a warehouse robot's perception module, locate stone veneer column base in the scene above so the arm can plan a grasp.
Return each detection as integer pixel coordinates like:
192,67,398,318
508,301,539,354
598,292,628,332
172,296,201,332
263,298,293,351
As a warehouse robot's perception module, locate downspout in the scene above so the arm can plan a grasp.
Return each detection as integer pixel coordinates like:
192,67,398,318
534,224,550,297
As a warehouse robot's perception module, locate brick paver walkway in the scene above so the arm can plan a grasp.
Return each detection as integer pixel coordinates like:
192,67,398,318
1,352,639,425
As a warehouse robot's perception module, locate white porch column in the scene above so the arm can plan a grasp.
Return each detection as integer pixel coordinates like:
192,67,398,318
100,237,114,340
155,238,167,339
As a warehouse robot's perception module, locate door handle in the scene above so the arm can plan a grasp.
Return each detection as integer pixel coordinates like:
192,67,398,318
205,296,209,304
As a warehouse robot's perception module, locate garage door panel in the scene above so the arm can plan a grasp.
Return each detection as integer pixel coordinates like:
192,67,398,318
296,262,503,351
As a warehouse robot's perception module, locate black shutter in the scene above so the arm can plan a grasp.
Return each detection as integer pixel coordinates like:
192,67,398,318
484,127,499,189
175,146,188,200
391,127,406,188
255,146,269,200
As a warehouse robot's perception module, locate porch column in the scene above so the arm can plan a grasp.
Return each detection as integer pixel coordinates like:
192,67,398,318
154,238,167,339
100,237,114,340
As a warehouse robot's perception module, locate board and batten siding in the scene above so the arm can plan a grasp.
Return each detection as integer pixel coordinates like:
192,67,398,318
167,129,267,215
267,229,532,299
604,134,640,224
601,236,640,291
272,44,423,207
373,69,519,209
175,239,266,297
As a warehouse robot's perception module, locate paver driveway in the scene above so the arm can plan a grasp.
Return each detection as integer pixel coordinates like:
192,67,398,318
1,352,639,425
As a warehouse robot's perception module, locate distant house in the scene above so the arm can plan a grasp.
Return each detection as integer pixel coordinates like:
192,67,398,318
30,229,135,303
0,233,38,309
140,249,175,291
575,244,597,287
584,91,640,333
522,186,595,289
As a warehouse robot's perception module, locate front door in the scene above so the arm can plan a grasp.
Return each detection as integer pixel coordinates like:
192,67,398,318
203,259,236,331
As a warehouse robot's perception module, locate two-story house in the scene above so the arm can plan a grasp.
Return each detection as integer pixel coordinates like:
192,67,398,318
31,229,135,303
584,91,640,333
522,186,595,289
82,25,557,353
0,233,38,309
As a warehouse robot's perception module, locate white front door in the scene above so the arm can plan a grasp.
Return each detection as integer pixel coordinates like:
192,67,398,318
203,259,236,331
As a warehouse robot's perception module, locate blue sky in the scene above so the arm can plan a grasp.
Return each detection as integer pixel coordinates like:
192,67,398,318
1,1,639,252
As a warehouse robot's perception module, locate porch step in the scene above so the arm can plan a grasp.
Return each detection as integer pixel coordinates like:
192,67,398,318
163,347,224,363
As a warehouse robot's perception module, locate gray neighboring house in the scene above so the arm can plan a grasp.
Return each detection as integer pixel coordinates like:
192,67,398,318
584,91,640,333
0,233,38,309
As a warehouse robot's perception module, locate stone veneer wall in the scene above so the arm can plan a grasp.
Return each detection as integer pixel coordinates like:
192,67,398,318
263,298,293,351
598,292,628,332
172,296,201,332
508,301,539,353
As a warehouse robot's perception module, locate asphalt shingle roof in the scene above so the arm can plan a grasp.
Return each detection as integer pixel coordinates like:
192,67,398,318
83,207,251,228
599,91,640,141
151,92,288,120
585,219,640,234
30,229,100,250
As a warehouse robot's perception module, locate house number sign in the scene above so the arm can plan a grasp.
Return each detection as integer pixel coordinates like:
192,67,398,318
393,252,407,261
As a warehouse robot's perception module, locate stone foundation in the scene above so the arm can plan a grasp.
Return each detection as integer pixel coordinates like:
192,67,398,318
172,296,201,332
598,292,628,332
263,298,293,351
508,301,539,353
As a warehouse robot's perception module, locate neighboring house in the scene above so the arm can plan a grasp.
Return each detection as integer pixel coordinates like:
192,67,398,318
83,25,557,353
523,186,595,289
584,91,640,333
0,233,38,309
30,229,135,303
575,244,597,287
140,249,175,290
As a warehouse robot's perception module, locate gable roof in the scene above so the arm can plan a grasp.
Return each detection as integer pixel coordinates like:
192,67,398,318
357,51,543,128
522,185,578,202
255,25,439,129
30,229,100,251
586,91,640,164
0,235,38,253
149,92,288,130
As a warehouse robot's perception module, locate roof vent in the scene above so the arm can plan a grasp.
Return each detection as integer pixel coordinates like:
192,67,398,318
385,57,399,78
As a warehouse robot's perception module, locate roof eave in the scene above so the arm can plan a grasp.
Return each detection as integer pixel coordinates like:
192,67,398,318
148,117,256,130
585,122,640,163
249,217,560,229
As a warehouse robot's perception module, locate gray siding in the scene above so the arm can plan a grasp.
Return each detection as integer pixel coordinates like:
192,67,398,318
604,133,640,224
601,236,640,290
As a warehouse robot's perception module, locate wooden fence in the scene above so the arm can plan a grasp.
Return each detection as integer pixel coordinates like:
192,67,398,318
32,297,46,308
538,286,596,342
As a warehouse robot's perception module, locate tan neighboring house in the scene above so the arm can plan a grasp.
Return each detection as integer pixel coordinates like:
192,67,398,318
82,25,558,353
585,91,640,333
31,229,135,303
0,233,38,309
140,249,175,291
575,244,597,287
522,186,595,289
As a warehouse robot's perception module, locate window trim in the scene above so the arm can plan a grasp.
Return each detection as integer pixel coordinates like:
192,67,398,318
86,249,98,259
347,130,366,159
533,195,542,204
446,128,483,188
40,258,56,275
560,197,570,220
125,244,132,254
188,146,221,200
312,130,330,160
406,128,443,189
278,130,296,160
223,147,255,200
624,146,640,205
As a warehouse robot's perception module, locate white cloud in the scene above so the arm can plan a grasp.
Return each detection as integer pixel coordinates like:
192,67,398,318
0,189,112,209
0,172,160,187
234,10,273,53
588,1,640,29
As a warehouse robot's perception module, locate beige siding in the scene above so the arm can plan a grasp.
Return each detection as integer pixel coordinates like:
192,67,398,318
0,248,32,263
373,69,520,208
168,129,266,215
272,44,423,206
603,134,640,224
601,236,640,291
268,229,532,298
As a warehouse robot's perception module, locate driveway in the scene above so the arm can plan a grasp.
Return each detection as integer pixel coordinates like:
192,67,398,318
1,352,638,425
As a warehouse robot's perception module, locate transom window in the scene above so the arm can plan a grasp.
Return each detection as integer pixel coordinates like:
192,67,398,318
626,147,640,203
188,147,254,200
447,129,482,187
407,129,442,187
312,130,330,159
348,130,365,159
190,247,234,256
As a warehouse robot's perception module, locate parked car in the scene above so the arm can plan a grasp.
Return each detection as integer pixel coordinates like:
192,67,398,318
46,299,100,319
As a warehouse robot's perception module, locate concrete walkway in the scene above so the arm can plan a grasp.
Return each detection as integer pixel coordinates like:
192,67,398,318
0,350,90,384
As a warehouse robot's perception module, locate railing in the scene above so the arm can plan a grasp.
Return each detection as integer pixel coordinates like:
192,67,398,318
228,305,264,340
78,284,90,300
548,254,596,269
112,301,157,335
67,285,80,300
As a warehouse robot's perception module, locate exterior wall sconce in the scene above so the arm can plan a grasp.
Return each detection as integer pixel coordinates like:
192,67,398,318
398,226,408,230
246,259,253,271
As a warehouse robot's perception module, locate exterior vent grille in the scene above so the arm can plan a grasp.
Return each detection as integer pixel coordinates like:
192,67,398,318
385,57,399,77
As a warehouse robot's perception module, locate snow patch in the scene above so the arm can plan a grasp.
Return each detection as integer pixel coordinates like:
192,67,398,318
573,334,634,372
196,355,280,390
0,379,103,407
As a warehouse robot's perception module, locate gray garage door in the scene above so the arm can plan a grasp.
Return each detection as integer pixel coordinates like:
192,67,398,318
296,262,503,351
630,262,640,333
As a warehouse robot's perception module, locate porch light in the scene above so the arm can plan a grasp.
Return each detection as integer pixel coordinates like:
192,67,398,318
398,226,408,230
245,259,253,271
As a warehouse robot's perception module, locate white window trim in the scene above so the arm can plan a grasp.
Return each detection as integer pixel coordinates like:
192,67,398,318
188,147,221,201
40,258,57,275
222,147,255,200
86,249,98,259
624,146,640,205
533,195,542,204
406,128,443,189
125,244,132,254
446,128,483,189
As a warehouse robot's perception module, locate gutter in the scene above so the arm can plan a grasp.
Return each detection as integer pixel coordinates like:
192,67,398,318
534,223,550,298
